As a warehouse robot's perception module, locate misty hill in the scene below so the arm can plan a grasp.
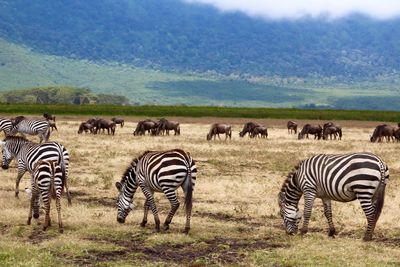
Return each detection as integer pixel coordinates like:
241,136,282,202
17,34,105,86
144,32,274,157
1,0,400,79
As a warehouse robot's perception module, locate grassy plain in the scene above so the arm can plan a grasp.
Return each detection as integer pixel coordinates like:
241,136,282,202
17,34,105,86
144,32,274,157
0,116,400,266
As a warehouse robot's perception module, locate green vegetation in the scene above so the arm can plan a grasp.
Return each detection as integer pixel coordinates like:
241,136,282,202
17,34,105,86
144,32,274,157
1,0,400,78
1,103,400,122
2,39,400,110
0,86,129,105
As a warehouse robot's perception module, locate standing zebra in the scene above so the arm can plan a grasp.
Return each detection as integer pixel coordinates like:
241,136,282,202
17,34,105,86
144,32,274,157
10,116,50,143
0,136,71,204
278,152,389,241
116,149,197,233
28,160,65,233
0,118,13,136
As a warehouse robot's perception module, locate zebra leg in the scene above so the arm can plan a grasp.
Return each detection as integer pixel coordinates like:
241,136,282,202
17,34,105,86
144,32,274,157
15,170,26,198
141,187,160,232
359,200,377,241
322,199,336,237
163,189,180,231
27,189,38,225
140,198,150,227
300,190,316,235
56,194,63,233
42,191,51,231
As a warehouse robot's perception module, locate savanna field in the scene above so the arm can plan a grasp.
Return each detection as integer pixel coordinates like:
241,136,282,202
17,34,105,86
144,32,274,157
1,116,400,266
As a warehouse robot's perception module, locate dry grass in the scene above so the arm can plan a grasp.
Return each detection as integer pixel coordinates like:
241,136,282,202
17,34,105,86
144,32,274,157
0,117,400,266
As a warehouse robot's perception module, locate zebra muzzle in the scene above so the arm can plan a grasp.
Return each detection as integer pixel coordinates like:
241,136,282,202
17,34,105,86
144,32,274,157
117,217,125,224
1,165,9,170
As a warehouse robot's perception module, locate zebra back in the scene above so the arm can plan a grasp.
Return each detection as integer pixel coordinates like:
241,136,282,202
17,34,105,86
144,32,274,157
0,118,13,135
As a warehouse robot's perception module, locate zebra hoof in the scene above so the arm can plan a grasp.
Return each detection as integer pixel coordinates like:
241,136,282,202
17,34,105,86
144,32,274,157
59,228,64,234
300,228,308,235
163,224,170,231
328,228,336,237
140,221,147,227
15,191,19,198
27,218,32,225
155,226,161,233
183,227,190,234
363,235,373,242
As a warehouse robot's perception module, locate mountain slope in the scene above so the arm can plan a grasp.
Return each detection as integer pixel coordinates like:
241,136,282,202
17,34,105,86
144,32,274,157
1,0,400,78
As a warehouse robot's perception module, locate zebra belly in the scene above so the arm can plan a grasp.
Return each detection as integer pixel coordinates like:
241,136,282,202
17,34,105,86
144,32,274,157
315,186,357,202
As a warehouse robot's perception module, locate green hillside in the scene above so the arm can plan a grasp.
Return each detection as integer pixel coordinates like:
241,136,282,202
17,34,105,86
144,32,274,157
2,38,400,109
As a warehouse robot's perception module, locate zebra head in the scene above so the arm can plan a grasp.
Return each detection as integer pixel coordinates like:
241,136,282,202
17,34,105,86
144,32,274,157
278,191,302,235
115,181,135,223
1,140,13,169
115,161,138,223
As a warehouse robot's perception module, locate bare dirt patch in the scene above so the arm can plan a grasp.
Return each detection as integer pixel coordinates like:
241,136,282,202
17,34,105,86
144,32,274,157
69,235,288,266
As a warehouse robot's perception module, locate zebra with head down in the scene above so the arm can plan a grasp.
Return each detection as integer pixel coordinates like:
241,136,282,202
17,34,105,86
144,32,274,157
278,152,389,241
116,149,197,233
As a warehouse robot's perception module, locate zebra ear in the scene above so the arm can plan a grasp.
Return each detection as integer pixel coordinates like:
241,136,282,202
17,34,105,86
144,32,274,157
115,182,122,192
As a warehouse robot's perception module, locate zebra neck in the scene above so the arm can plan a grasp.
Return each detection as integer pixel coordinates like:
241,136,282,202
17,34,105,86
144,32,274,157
282,172,303,204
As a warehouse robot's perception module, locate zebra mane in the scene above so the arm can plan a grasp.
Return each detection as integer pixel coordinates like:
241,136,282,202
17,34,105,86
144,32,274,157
120,158,139,184
280,161,302,193
12,116,26,126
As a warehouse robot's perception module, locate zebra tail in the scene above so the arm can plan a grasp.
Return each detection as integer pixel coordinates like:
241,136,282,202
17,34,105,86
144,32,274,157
372,165,388,222
58,146,66,190
372,182,386,222
50,162,56,199
184,166,193,217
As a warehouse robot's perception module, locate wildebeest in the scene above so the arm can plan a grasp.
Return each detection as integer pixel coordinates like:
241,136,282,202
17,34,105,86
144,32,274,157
370,124,395,142
239,122,260,137
155,118,180,136
287,121,297,134
298,124,322,140
93,119,116,135
48,120,58,132
77,122,95,134
43,113,56,122
133,120,158,136
322,122,342,140
111,117,124,128
251,126,268,138
207,123,232,141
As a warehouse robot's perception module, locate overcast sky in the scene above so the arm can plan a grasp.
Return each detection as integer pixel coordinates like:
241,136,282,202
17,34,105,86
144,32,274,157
184,0,400,20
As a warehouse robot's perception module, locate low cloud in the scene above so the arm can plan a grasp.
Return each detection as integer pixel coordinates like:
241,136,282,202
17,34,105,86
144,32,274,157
184,0,400,20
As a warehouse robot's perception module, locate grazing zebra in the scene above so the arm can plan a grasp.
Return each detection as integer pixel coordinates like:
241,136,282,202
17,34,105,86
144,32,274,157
115,149,197,234
0,118,13,136
10,116,50,143
0,136,71,204
278,152,389,241
27,160,64,233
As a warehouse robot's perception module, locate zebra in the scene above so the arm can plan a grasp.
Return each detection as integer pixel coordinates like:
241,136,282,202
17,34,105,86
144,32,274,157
27,160,64,233
278,152,389,241
0,118,13,136
10,116,50,143
115,149,197,234
0,136,71,204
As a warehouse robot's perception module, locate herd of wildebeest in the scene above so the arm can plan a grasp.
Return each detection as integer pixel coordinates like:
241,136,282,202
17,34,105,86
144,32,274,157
72,116,400,142
1,113,399,239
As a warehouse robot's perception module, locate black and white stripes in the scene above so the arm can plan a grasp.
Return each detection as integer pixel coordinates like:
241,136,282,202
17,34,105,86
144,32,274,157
278,152,389,241
28,160,64,233
116,149,197,233
1,136,71,203
10,117,50,143
0,118,13,136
